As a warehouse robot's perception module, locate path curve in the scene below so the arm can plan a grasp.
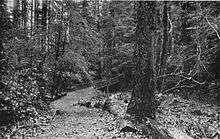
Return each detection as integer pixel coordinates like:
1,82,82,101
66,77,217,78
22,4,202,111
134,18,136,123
34,87,121,139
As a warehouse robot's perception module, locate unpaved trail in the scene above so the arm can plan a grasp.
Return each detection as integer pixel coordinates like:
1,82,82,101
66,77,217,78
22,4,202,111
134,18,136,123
34,87,123,139
21,87,219,139
50,87,100,113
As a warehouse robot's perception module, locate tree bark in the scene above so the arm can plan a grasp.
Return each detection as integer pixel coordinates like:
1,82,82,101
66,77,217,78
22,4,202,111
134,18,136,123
21,0,27,29
51,25,62,98
127,1,157,119
34,0,40,28
30,0,33,36
42,1,48,30
13,0,20,27
158,2,169,93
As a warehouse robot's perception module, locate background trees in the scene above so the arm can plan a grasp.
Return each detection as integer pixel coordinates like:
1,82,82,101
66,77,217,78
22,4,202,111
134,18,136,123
0,0,12,106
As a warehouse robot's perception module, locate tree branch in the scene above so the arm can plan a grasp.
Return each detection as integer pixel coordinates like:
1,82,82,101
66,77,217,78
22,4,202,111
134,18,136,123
162,85,195,94
156,73,206,85
205,16,220,41
184,45,219,62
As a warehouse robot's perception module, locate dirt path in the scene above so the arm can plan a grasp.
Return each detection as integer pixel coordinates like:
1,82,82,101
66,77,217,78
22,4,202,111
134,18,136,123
50,87,99,113
29,88,219,139
34,87,124,139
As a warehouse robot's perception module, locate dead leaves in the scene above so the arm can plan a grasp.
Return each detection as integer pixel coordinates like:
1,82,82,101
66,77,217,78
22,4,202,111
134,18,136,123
157,94,219,139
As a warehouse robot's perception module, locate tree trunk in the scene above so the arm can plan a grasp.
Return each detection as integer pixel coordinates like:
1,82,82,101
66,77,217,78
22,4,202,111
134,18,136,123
42,1,48,30
95,1,102,80
158,2,169,93
0,0,11,91
21,0,27,29
41,1,48,43
30,0,33,36
51,26,62,98
13,0,20,27
102,4,115,93
127,1,157,119
34,0,40,28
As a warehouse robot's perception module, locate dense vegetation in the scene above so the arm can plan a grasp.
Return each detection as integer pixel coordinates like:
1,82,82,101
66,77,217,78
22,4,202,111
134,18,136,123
0,0,219,138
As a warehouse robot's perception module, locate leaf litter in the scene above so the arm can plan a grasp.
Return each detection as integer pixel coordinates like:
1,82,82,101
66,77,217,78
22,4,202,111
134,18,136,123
10,87,219,139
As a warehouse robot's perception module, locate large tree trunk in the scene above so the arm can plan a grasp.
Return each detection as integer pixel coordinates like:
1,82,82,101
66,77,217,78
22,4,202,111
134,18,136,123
127,1,157,119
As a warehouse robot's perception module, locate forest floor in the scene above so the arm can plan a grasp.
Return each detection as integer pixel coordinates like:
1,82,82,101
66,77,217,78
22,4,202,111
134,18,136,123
9,87,219,139
31,87,139,139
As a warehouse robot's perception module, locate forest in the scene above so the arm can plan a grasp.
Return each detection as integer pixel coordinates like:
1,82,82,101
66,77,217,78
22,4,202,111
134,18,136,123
0,0,219,138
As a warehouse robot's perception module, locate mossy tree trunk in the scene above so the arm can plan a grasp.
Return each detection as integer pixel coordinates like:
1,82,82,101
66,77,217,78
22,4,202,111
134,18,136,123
127,1,157,119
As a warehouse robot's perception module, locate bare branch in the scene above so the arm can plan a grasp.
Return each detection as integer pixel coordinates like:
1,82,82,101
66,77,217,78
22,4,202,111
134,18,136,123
162,85,195,94
156,73,206,85
178,74,205,85
184,45,219,62
205,16,220,41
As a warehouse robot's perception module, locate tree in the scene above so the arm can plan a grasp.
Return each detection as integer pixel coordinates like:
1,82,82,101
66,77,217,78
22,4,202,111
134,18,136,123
42,1,48,30
44,0,100,97
13,0,20,27
127,1,157,119
21,0,27,29
101,2,116,93
34,0,40,28
158,2,169,93
0,0,11,91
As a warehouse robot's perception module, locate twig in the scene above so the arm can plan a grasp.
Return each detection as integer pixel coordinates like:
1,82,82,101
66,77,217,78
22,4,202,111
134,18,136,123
162,85,195,94
156,73,180,79
183,45,219,62
205,16,220,41
177,74,205,85
199,60,214,78
175,78,187,87
156,73,205,85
